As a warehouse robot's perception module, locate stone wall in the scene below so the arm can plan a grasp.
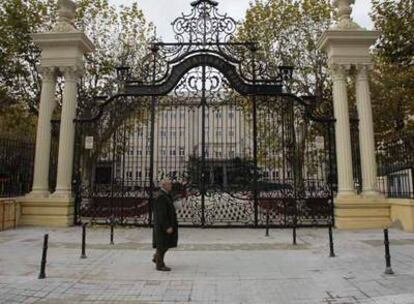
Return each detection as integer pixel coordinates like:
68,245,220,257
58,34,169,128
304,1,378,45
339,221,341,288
0,199,20,231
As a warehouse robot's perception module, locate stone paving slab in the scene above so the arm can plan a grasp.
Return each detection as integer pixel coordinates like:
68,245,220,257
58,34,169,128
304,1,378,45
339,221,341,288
0,227,413,303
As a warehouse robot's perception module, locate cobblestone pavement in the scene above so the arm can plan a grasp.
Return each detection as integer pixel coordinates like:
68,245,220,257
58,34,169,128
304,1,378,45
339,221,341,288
0,227,414,304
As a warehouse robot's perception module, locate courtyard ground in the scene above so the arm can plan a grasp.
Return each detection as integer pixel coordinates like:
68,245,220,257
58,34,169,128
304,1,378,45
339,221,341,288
0,226,413,304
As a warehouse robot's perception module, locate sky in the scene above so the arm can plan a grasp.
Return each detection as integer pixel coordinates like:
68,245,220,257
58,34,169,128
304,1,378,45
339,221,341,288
109,0,374,41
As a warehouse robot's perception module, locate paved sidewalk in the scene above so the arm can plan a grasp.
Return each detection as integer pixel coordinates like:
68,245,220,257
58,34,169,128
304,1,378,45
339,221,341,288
0,226,414,304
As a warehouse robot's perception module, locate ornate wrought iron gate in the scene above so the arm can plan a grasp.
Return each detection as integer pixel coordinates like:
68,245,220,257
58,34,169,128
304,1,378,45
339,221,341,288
74,0,335,227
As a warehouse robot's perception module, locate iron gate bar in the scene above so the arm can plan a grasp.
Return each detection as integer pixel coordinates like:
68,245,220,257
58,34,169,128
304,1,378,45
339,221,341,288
148,46,158,227
251,48,259,227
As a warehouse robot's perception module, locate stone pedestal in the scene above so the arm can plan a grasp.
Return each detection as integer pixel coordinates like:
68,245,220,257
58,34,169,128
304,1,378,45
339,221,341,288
19,197,74,227
335,195,390,229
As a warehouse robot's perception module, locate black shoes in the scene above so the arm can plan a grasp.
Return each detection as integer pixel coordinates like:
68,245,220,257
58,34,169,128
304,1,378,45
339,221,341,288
153,253,171,271
156,265,171,271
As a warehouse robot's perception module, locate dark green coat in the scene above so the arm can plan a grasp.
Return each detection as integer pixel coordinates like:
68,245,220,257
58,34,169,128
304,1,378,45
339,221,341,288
152,189,178,249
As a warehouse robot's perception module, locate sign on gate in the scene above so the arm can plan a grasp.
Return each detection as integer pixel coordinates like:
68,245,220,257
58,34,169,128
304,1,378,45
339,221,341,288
85,136,94,150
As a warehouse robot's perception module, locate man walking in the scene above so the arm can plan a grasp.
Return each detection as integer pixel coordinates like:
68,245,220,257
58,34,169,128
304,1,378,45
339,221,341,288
152,179,178,271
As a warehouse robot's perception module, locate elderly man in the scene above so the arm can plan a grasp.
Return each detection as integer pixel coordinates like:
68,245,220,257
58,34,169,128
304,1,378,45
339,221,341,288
152,179,178,271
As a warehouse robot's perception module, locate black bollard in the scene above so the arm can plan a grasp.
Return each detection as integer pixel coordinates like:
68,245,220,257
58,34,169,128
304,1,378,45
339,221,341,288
81,223,87,259
293,225,297,245
329,225,335,257
384,229,394,275
38,234,49,279
110,222,114,245
265,210,270,237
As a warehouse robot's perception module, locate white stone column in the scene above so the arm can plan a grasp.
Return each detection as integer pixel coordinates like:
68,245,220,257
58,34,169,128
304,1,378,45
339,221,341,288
355,65,379,196
30,67,57,197
331,64,355,196
53,67,81,198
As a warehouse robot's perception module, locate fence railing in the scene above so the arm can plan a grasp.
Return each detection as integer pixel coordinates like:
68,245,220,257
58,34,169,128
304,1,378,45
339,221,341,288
377,135,414,199
0,137,35,197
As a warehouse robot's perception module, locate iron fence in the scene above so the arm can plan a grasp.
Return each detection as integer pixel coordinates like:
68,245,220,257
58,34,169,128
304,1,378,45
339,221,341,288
377,135,414,198
0,137,35,197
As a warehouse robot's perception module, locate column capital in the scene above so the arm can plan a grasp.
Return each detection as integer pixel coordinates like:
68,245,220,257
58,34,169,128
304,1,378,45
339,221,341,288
329,64,351,81
40,67,58,82
355,64,373,81
61,66,83,82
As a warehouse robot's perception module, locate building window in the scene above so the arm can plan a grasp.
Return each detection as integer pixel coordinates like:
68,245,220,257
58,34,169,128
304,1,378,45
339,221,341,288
273,171,280,179
145,169,151,178
229,112,234,119
179,147,185,156
215,149,223,158
136,171,142,178
229,130,235,137
229,150,235,157
137,150,142,156
170,149,176,156
161,148,167,156
215,112,222,119
127,171,133,179
136,128,143,136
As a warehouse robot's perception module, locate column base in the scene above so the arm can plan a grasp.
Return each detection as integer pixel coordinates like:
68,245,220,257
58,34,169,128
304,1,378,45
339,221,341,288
51,189,74,200
389,199,414,232
26,189,51,198
334,194,390,229
18,196,74,227
360,190,384,198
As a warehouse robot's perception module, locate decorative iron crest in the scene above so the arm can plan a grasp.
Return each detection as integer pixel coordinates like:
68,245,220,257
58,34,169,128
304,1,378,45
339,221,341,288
172,0,237,43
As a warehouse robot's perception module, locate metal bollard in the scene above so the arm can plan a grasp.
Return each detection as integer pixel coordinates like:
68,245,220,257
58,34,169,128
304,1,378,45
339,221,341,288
384,229,394,275
110,222,114,245
329,225,335,257
38,234,49,279
81,223,87,259
293,225,297,245
265,210,270,237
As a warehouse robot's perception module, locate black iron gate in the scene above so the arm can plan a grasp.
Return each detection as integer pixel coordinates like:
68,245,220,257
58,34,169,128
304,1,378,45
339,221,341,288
74,0,335,227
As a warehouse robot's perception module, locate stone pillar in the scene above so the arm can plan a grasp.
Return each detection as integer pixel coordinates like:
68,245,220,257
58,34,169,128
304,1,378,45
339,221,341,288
52,67,81,198
317,1,391,230
331,64,355,196
30,67,57,197
355,65,379,196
